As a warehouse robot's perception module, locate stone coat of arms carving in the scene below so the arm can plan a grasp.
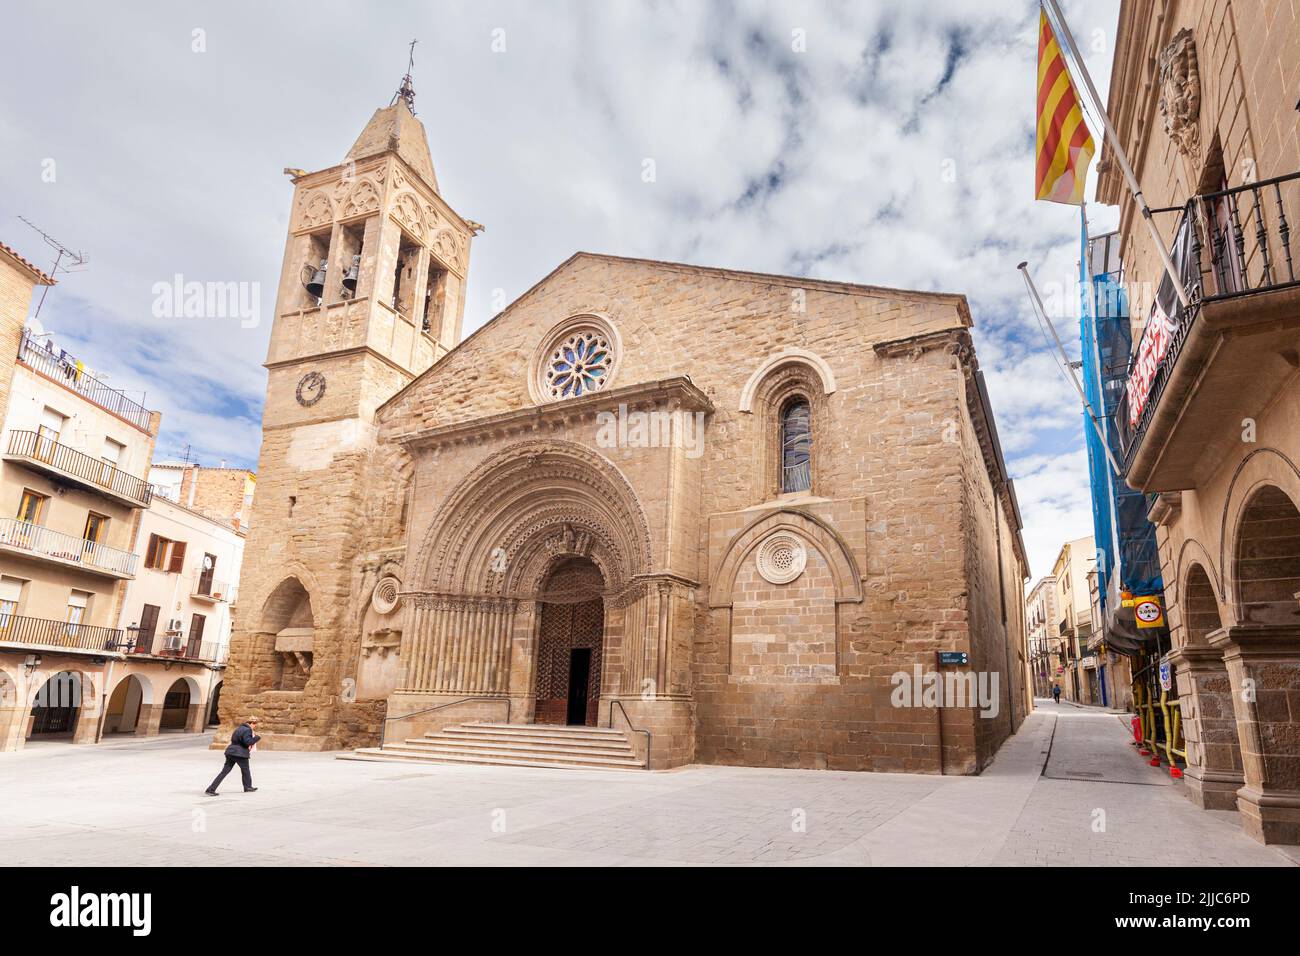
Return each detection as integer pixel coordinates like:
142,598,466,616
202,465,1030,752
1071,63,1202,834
1158,28,1201,159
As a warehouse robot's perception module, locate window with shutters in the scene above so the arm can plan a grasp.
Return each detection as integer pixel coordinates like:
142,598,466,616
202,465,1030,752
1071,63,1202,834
187,613,206,657
0,576,25,629
135,603,160,654
144,534,187,572
17,489,47,525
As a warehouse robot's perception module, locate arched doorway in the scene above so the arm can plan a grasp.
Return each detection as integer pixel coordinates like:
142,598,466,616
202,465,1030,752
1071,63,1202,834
534,557,605,726
207,680,223,727
160,678,192,730
29,671,83,740
104,674,151,735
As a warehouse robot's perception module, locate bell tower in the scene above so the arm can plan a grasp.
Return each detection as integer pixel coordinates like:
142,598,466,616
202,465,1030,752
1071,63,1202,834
220,77,475,748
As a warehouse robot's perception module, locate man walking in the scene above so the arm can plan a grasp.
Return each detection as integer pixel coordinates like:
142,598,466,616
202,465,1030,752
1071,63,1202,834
205,717,261,795
1051,684,1061,704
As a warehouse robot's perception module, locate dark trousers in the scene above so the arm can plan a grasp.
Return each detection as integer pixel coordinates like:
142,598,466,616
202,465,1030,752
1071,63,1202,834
208,756,252,792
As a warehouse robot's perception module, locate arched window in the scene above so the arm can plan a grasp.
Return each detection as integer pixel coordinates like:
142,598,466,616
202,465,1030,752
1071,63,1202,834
780,398,812,493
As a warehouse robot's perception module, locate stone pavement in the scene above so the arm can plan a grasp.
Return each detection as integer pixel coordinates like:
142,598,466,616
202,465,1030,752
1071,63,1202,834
0,701,1293,866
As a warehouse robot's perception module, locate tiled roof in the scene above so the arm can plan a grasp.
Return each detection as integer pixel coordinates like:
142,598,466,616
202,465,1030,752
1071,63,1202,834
0,240,56,285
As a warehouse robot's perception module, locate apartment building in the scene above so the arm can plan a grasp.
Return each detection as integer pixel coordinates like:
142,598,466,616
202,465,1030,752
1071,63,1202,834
0,238,248,750
1025,576,1061,698
1051,536,1096,703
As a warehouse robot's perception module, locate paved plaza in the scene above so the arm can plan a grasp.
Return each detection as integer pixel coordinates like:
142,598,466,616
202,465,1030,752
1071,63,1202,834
2,701,1294,867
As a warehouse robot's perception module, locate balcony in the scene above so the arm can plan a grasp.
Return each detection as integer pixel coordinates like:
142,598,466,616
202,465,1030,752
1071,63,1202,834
133,632,227,664
191,570,234,603
4,430,153,507
16,330,153,432
0,518,137,578
0,613,128,655
1117,171,1300,490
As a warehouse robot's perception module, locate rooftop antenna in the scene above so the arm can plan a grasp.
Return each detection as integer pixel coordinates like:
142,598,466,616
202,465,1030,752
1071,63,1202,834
391,39,418,113
17,216,88,319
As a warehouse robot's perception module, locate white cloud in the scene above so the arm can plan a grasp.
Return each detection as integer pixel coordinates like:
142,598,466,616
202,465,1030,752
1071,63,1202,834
1,0,1120,578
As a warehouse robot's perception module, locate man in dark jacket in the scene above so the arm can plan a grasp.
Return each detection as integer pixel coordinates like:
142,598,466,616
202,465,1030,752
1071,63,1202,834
205,718,261,795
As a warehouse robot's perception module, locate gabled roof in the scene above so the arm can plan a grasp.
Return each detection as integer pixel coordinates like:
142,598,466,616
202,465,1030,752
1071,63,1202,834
379,250,972,414
345,100,439,193
0,240,56,286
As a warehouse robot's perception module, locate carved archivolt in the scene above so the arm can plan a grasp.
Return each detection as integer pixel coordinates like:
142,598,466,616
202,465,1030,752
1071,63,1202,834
711,509,863,608
738,348,837,412
1158,28,1201,160
412,440,654,598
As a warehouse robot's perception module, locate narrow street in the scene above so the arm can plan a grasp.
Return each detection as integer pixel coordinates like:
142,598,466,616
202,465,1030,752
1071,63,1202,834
2,700,1293,867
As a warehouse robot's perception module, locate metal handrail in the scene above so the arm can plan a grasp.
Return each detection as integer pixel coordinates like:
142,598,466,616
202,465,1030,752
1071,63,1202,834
5,430,153,505
1116,170,1299,469
0,613,126,653
607,698,652,770
379,695,511,747
16,330,153,431
0,517,138,575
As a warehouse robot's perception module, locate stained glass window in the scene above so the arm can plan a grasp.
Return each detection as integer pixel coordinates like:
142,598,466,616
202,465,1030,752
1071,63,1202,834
781,399,812,493
545,329,614,400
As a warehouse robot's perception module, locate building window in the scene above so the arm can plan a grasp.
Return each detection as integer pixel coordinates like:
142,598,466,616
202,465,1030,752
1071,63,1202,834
780,398,812,493
145,534,187,572
66,589,91,632
544,328,614,399
0,576,24,628
84,512,108,545
17,489,47,525
135,603,160,654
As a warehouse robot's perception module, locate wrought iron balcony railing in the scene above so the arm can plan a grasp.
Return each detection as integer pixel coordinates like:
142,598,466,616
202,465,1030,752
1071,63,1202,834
5,430,153,506
1116,170,1299,468
0,517,137,576
135,632,227,663
16,330,153,432
0,612,128,654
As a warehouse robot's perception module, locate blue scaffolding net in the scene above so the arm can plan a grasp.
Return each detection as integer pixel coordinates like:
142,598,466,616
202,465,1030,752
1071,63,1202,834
1080,220,1164,616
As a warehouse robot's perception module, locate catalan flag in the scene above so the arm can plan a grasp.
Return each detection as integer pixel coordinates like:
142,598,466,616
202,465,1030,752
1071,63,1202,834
1035,7,1095,204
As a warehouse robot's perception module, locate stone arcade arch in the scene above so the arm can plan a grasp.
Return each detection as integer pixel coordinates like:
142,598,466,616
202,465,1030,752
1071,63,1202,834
160,676,202,731
27,670,96,744
1168,561,1244,811
1212,481,1300,843
402,441,655,721
104,673,154,736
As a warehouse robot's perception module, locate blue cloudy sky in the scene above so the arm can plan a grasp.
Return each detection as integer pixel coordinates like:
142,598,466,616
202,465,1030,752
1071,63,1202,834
0,0,1119,580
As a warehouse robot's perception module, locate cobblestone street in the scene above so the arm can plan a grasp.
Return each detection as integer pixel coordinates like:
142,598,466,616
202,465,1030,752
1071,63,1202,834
2,701,1294,867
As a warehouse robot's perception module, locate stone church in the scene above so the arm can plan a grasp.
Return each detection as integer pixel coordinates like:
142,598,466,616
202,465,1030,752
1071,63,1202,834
219,92,1030,773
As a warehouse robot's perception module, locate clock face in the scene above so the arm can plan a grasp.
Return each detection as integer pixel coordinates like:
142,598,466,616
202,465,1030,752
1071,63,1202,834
296,371,326,406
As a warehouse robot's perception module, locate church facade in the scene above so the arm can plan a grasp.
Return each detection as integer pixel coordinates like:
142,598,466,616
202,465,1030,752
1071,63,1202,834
218,97,1031,773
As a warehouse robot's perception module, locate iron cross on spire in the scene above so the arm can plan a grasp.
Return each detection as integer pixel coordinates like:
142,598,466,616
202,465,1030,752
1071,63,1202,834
392,39,417,113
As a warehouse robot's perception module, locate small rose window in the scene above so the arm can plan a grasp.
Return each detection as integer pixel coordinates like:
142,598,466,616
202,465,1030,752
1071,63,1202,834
545,329,614,399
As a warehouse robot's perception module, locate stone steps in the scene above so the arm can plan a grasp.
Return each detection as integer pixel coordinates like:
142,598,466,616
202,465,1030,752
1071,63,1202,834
344,721,645,771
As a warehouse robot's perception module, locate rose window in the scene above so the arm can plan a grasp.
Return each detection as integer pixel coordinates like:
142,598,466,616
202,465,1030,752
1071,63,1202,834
545,330,614,399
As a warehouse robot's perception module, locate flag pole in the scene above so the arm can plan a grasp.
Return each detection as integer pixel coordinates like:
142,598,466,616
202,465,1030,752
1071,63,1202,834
1041,0,1191,309
1017,259,1123,478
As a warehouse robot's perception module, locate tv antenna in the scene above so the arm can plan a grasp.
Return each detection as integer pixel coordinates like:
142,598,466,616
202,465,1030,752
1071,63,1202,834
391,39,418,113
17,216,88,319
